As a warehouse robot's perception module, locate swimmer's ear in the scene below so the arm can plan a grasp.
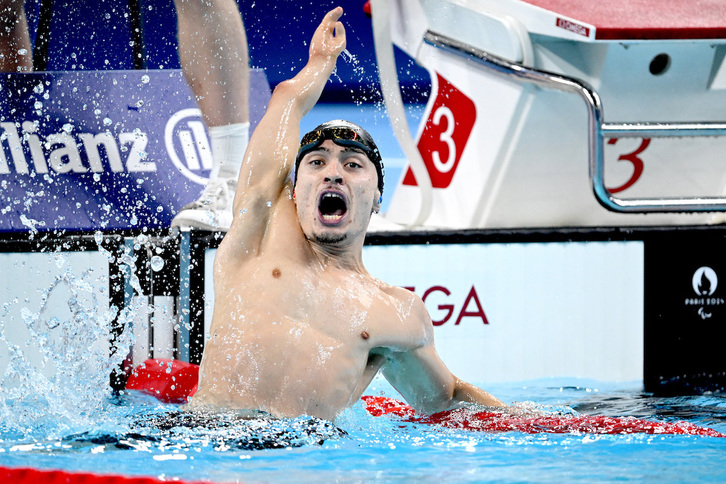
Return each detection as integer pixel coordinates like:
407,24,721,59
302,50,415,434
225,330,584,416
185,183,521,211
372,190,382,214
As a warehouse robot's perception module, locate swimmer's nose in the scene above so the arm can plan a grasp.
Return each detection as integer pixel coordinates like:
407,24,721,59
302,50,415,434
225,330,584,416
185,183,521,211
323,162,344,185
325,175,344,184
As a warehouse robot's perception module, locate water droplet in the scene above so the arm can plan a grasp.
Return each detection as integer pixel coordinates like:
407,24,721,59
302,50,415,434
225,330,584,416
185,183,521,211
103,117,112,126
141,75,150,84
150,255,165,272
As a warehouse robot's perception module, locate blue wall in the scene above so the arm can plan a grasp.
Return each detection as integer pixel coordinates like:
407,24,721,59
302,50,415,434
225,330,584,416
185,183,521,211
23,0,429,102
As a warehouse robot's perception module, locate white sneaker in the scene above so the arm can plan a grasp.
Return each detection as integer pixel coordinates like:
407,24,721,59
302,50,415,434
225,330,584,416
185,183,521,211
171,178,236,231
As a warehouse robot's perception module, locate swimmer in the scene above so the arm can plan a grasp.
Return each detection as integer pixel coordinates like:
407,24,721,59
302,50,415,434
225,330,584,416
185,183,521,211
189,7,505,421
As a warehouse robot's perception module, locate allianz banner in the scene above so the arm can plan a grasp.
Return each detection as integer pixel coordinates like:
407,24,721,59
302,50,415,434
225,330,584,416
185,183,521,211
0,69,269,232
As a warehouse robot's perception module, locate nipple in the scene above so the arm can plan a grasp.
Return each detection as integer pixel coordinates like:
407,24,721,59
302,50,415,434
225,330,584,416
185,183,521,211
360,330,370,340
272,268,281,279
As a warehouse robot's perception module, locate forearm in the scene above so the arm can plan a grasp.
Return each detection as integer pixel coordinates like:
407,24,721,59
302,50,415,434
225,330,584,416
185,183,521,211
268,6,345,122
234,8,344,195
243,55,337,179
452,377,506,408
285,55,338,120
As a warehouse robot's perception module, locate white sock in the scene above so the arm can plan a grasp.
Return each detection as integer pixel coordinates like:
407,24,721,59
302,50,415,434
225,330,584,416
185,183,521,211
208,122,250,182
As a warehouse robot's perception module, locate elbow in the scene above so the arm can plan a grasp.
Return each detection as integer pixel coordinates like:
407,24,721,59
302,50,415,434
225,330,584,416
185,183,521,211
270,80,296,103
415,381,458,415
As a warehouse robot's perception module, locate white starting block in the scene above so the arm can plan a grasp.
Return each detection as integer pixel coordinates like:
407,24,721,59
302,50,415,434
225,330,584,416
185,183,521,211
372,0,726,228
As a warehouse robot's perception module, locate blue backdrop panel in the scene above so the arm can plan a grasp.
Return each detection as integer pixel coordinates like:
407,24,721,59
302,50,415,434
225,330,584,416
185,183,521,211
0,68,270,232
24,0,429,101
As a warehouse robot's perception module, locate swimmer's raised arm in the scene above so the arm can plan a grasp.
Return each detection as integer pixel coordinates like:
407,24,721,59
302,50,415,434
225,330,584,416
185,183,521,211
231,7,346,230
381,297,506,413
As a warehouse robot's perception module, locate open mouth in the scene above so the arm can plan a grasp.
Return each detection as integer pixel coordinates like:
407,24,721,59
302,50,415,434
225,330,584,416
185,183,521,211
318,191,348,225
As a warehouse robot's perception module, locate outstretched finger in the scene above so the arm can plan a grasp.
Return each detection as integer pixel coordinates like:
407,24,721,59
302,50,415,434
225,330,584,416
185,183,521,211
326,6,343,24
313,7,343,40
334,20,346,43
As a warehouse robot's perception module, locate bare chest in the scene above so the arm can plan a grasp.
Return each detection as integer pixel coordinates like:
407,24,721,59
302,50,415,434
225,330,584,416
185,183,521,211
217,259,415,349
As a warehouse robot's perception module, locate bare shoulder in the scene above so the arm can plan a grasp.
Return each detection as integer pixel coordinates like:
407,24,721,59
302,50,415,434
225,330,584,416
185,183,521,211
381,282,427,310
374,280,433,343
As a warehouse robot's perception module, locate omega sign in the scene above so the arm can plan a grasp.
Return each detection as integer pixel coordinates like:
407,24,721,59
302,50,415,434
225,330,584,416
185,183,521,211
405,285,489,326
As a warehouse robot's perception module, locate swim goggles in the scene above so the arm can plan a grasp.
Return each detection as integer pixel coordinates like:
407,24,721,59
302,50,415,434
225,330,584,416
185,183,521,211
298,127,382,167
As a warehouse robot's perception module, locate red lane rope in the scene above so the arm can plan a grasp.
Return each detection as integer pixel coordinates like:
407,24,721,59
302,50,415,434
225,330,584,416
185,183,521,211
361,396,726,437
125,359,725,437
0,466,218,484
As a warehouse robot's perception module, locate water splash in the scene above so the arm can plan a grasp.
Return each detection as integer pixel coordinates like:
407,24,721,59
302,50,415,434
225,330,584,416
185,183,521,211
0,249,136,439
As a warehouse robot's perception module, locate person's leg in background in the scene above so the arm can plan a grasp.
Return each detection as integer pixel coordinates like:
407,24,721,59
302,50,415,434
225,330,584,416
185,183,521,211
0,0,33,72
172,0,250,230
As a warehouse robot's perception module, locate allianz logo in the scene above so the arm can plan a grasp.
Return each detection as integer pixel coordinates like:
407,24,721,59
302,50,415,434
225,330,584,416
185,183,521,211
0,108,211,185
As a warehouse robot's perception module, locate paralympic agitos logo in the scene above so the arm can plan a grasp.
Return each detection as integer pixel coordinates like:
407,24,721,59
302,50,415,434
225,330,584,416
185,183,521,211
685,266,725,320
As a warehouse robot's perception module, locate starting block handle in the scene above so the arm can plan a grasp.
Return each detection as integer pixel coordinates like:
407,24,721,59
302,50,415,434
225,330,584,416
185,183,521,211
423,30,726,213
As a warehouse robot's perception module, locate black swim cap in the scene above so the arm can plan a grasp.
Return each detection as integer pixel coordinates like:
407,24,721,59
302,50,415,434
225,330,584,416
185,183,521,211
294,120,384,195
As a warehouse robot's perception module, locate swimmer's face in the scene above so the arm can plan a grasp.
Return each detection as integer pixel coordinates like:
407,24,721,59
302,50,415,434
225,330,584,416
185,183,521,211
294,140,381,245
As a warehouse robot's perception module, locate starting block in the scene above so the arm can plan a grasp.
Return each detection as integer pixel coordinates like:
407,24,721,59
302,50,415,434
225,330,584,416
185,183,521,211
373,0,726,228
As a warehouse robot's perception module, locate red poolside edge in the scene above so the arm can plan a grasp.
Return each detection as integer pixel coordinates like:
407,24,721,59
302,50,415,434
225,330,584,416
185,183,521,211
521,0,726,40
0,466,220,484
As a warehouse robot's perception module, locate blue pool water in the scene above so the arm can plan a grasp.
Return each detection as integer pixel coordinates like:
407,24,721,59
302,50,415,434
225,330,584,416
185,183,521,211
1,376,724,483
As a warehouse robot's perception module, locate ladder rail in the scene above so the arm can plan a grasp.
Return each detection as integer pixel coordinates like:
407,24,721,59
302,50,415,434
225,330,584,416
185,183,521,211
423,30,726,213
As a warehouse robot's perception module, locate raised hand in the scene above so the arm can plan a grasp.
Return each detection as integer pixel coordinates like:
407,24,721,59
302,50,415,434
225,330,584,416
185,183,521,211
309,7,346,60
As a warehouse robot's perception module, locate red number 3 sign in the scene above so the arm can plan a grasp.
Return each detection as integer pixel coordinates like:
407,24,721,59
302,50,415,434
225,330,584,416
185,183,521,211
607,138,651,194
403,74,477,189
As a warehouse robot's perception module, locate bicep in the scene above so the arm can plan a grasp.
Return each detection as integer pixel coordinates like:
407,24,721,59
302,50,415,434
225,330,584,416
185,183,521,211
225,81,309,255
221,184,299,263
234,82,303,210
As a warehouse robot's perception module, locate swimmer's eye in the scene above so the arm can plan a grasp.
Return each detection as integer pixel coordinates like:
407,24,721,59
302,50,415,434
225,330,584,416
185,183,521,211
308,158,324,166
346,161,362,169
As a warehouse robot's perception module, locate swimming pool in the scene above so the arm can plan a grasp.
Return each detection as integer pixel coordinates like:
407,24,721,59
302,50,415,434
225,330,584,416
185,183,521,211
1,373,724,483
0,246,724,483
